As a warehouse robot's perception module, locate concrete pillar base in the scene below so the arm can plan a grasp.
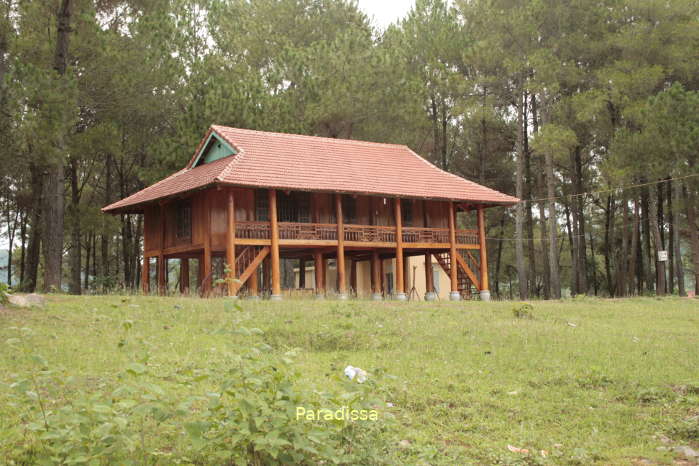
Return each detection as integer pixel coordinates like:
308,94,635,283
226,295,240,300
395,292,407,301
246,295,260,301
372,293,383,301
449,291,462,301
315,293,325,300
424,291,437,301
337,293,349,300
270,294,283,301
480,290,491,301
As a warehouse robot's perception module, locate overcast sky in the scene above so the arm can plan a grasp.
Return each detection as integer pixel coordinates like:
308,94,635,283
356,0,415,29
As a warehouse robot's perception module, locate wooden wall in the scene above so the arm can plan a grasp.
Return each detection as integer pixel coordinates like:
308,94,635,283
143,187,456,254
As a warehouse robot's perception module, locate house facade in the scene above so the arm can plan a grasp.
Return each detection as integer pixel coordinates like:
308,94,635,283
103,125,518,301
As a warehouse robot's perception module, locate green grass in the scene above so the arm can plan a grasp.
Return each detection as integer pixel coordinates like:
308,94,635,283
1,295,698,464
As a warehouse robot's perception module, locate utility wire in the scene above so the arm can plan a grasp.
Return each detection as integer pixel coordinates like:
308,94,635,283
493,172,699,206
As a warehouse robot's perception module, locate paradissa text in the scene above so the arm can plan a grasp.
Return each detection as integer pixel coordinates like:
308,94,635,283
296,406,378,421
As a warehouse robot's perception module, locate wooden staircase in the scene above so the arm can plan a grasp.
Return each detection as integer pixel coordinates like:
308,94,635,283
199,246,270,297
434,251,480,299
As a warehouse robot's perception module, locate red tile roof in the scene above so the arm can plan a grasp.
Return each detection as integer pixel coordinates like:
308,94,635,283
103,125,518,213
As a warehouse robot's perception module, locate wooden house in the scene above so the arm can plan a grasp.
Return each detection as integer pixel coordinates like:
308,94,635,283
102,126,518,301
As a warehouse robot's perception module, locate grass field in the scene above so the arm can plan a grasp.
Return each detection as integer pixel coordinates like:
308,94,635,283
1,295,698,464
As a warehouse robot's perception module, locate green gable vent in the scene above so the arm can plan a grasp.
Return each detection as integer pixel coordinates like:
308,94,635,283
193,133,237,167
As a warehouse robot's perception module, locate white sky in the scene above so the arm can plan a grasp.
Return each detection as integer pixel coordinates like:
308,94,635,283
356,0,415,30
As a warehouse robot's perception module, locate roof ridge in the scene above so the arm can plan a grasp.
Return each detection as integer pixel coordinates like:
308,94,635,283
212,124,408,150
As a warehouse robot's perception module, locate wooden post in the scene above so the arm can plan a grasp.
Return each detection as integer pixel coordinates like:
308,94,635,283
180,258,189,294
335,194,347,298
394,198,406,300
448,201,460,300
424,252,435,300
202,194,212,296
313,251,324,298
269,189,282,300
350,258,358,296
226,190,237,297
263,256,271,294
379,257,384,294
248,265,259,298
477,206,491,301
142,256,150,294
299,259,306,288
158,257,166,295
158,203,166,295
371,250,381,299
403,252,410,294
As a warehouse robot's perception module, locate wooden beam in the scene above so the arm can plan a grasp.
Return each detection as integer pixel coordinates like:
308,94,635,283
448,201,459,299
269,189,281,299
394,198,405,298
335,193,347,297
477,206,489,296
226,190,236,296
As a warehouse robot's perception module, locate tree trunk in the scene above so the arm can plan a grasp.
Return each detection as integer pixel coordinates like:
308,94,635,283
101,154,112,285
84,230,91,290
19,211,26,286
564,200,576,293
631,198,641,295
673,181,685,296
531,94,550,299
514,89,528,299
667,179,674,294
683,183,699,296
618,196,630,296
641,184,653,292
604,194,616,296
569,146,588,294
544,150,561,299
22,163,43,292
479,87,487,185
648,186,666,295
42,0,73,293
494,212,505,299
68,157,81,294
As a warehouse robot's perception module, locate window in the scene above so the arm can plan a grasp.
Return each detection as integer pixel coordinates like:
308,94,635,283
342,196,357,224
402,199,413,226
386,272,394,295
175,201,192,239
278,191,311,223
256,189,269,221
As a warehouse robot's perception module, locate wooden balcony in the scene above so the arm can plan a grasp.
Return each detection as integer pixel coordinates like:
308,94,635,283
235,221,478,247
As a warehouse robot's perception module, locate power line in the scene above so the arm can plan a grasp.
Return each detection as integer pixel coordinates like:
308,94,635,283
495,172,699,206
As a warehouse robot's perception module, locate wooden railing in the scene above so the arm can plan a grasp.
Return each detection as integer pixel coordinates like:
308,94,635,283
235,221,478,245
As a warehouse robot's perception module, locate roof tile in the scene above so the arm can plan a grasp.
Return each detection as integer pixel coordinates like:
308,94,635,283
103,125,518,213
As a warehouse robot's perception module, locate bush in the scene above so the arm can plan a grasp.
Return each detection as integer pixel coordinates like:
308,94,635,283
4,327,393,464
0,282,9,305
512,303,534,319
